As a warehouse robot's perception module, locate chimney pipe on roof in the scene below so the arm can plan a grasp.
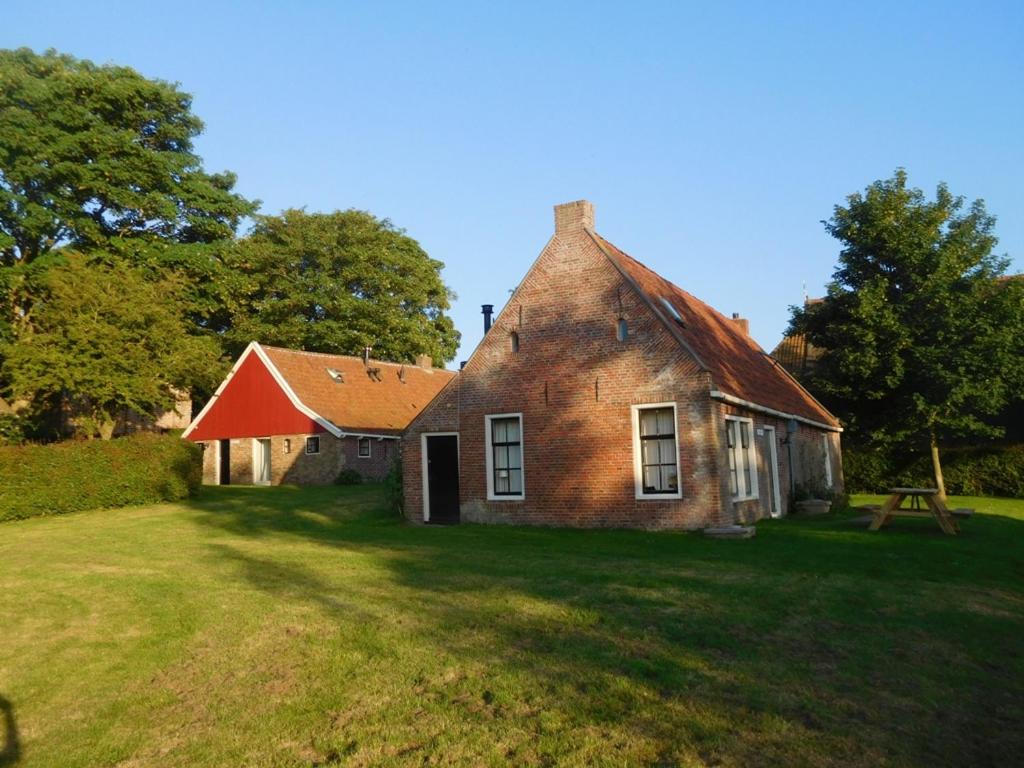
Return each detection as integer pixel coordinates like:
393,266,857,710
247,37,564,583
730,313,750,336
482,304,494,333
363,346,372,366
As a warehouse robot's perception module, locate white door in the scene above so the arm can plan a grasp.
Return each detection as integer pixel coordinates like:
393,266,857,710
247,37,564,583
763,427,783,517
254,438,272,485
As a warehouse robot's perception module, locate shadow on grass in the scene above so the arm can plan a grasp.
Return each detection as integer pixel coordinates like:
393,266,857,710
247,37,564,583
183,485,1024,765
0,696,19,768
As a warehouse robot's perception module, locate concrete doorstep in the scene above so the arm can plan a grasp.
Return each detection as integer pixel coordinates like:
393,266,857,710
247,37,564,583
703,525,756,539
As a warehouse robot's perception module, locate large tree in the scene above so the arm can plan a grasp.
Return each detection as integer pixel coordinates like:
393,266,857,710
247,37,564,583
791,170,1024,496
2,254,225,439
0,48,256,333
223,209,460,364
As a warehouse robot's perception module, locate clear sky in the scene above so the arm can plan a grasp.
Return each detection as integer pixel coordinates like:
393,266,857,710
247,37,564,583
7,1,1023,365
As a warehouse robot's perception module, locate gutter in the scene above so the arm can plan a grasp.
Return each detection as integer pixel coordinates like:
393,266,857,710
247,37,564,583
710,390,843,433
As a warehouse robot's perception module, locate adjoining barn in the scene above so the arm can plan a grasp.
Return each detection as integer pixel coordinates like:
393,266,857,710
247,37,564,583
403,200,843,529
184,343,454,485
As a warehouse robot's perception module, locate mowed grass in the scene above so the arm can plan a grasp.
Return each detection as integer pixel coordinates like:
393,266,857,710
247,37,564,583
1,487,1022,767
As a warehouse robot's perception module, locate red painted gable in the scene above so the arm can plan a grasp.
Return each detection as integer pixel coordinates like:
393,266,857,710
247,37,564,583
186,352,326,441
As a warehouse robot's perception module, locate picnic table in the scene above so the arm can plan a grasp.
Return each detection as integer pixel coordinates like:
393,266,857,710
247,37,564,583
868,487,959,535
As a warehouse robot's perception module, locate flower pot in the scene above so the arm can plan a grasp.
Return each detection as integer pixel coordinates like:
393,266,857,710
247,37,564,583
795,499,832,516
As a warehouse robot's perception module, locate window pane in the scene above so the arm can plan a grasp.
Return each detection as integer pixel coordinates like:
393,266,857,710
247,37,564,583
507,444,521,470
729,466,738,496
740,421,750,449
504,418,520,443
726,421,735,448
657,409,674,436
640,410,659,437
658,438,675,464
642,440,659,466
495,470,509,493
508,469,522,493
661,466,679,492
492,419,506,443
643,466,660,491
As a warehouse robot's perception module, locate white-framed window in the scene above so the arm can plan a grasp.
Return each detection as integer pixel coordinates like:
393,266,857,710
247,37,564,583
631,403,682,499
725,416,758,500
485,413,524,500
305,436,320,455
822,433,833,487
358,437,371,458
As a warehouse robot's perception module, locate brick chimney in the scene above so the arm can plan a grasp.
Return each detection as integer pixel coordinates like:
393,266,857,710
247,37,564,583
414,354,432,368
730,312,750,336
554,200,595,234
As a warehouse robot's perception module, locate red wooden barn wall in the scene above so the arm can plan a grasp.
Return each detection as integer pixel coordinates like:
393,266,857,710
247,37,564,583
186,352,326,441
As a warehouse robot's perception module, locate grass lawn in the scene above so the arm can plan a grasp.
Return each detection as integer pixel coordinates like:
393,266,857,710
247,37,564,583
1,487,1022,767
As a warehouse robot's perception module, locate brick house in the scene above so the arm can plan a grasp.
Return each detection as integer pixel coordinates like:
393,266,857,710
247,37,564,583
184,342,454,485
403,200,843,529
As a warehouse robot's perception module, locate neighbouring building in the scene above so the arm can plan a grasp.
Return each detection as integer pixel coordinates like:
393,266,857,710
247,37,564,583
402,200,843,529
184,342,455,485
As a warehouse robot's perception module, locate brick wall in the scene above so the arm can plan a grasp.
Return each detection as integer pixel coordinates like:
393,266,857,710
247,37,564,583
403,222,727,530
199,433,396,486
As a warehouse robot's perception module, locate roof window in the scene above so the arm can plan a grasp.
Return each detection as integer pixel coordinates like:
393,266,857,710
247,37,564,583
660,297,684,325
326,368,344,383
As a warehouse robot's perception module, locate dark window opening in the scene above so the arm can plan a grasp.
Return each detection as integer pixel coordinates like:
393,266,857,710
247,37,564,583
511,331,520,353
490,416,522,495
358,437,371,458
617,318,628,341
638,407,679,494
305,436,320,455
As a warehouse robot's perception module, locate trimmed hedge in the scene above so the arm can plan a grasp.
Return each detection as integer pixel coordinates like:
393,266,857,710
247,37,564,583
0,433,202,522
844,444,1024,498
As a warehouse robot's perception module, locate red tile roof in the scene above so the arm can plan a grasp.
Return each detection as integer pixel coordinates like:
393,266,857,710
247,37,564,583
261,346,457,435
591,234,839,428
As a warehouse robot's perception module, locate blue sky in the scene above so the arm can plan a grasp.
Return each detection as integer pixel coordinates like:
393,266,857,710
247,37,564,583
7,1,1023,364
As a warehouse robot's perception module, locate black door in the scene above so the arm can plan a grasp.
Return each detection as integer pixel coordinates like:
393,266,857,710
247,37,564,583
426,435,459,524
219,439,231,485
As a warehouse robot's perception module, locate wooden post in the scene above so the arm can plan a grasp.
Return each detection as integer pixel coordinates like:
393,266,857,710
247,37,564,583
930,429,947,503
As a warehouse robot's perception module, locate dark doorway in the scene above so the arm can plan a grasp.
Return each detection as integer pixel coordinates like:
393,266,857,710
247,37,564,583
426,435,459,524
219,439,231,485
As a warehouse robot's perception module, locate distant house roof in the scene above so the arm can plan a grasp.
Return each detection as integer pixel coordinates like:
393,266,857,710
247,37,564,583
184,342,455,440
590,234,839,429
769,298,824,378
260,345,456,435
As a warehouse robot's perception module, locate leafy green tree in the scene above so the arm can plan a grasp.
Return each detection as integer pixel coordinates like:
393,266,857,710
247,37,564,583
224,209,460,364
0,48,256,333
791,170,1024,496
2,254,226,439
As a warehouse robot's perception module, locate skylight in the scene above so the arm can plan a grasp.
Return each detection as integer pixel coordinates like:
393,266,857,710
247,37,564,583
660,297,684,325
326,368,344,383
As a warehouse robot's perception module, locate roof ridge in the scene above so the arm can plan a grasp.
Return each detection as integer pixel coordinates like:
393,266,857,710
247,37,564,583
259,344,452,373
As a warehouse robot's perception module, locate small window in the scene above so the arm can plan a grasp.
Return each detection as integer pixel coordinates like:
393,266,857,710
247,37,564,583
486,414,524,499
617,318,628,341
283,439,291,454
725,417,757,500
510,331,520,353
635,405,680,497
305,436,320,455
358,437,371,458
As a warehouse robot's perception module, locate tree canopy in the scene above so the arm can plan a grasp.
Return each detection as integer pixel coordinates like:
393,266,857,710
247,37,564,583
2,254,225,439
791,170,1024,493
223,209,460,364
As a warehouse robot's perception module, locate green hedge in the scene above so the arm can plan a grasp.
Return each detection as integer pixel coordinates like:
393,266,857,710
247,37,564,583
844,444,1024,498
0,433,202,522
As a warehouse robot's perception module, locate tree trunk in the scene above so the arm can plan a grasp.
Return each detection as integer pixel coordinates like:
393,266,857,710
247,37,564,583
930,430,947,501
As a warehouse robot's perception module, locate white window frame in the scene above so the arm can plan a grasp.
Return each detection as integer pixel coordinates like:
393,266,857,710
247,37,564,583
252,437,272,486
725,415,759,502
822,433,833,488
305,436,320,455
357,437,371,459
485,413,525,501
631,402,683,500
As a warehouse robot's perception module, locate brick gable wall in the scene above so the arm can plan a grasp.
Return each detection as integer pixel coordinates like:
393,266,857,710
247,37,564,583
403,225,731,529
